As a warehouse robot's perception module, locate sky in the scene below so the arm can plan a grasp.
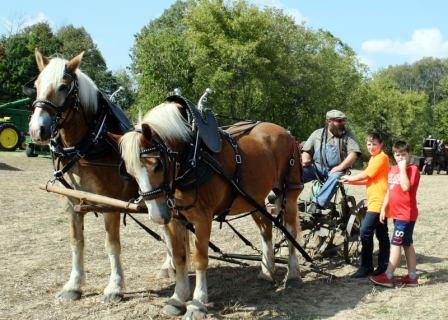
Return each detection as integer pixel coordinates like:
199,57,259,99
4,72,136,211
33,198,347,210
1,0,448,73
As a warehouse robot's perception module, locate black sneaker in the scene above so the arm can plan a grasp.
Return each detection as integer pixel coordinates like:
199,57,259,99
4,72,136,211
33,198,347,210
351,267,373,278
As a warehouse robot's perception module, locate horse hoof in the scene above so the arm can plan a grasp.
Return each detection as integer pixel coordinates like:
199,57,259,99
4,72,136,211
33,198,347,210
56,290,81,301
284,278,302,289
183,309,207,320
158,268,176,279
257,271,274,282
163,298,187,316
183,299,207,320
101,293,123,304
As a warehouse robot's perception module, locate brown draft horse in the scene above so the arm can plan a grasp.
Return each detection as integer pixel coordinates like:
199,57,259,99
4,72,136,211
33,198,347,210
116,101,303,319
28,50,173,302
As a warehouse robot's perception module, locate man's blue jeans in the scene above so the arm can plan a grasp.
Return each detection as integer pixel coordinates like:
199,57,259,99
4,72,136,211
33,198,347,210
302,166,344,208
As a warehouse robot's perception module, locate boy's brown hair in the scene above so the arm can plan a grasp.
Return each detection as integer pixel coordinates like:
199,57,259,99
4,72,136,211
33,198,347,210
366,132,383,143
392,140,410,153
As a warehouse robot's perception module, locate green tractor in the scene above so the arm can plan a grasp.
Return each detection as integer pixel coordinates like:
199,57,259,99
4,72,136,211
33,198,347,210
0,98,49,156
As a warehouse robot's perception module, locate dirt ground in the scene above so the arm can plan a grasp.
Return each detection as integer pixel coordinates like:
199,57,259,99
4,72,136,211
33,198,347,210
1,150,447,320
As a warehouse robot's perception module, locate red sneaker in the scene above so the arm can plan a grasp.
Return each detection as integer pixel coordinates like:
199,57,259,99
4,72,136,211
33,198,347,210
401,275,418,287
369,273,394,288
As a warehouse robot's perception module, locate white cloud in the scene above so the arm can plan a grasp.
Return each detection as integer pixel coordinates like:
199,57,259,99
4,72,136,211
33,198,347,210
362,28,448,62
284,8,308,25
22,12,50,28
2,12,51,34
249,0,308,24
357,55,376,70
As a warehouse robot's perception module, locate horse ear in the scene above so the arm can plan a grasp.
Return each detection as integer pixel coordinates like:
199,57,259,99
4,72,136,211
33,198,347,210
66,51,85,73
107,132,122,144
35,48,49,71
141,123,152,143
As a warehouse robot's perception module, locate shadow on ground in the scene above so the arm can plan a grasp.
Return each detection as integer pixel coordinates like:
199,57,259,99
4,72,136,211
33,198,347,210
0,162,22,171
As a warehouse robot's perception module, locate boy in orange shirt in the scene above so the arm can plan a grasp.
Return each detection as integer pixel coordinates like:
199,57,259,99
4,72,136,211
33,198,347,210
342,133,390,277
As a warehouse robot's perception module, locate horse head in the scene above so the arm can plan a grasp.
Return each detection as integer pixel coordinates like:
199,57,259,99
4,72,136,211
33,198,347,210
28,49,98,144
112,102,192,224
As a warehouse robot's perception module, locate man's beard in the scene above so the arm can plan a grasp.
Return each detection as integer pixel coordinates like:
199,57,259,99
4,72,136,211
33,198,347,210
329,124,346,137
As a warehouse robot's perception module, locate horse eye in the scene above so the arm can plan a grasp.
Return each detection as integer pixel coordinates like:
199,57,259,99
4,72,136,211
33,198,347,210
153,159,162,172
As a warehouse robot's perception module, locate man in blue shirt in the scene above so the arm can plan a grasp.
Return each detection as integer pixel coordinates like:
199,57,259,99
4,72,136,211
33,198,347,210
301,110,361,213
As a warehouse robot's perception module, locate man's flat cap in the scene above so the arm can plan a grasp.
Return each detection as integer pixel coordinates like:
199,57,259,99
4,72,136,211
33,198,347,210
326,109,347,120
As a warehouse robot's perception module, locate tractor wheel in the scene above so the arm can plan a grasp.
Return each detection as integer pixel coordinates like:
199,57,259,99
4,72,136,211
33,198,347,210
25,144,38,157
0,123,21,151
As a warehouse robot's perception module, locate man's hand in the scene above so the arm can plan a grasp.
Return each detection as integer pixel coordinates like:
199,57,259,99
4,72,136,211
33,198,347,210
302,152,312,167
329,165,344,174
302,158,312,167
341,175,351,183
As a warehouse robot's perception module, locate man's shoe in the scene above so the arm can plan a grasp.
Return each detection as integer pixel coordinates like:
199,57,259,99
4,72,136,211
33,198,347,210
308,202,323,215
369,273,394,288
400,275,418,287
351,267,373,278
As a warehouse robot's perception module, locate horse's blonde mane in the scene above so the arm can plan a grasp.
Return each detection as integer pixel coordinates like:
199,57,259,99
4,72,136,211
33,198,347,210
39,57,98,114
120,102,191,174
142,102,191,142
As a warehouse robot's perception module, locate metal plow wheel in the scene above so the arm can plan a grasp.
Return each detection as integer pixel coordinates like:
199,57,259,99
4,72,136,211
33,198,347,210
273,189,367,264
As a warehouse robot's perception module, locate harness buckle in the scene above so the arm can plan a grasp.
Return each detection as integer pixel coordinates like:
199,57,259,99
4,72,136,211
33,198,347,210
289,158,295,166
166,198,175,209
235,154,242,164
133,195,143,204
54,169,64,178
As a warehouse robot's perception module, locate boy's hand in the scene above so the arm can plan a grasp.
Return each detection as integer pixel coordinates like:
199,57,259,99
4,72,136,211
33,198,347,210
398,159,407,171
379,209,386,224
341,175,351,183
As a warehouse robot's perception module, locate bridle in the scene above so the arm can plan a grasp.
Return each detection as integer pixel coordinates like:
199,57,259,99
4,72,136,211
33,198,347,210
24,68,111,190
27,71,85,135
137,136,179,209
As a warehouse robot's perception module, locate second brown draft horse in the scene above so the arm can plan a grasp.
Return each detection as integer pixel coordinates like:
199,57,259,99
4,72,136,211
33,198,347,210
115,100,303,319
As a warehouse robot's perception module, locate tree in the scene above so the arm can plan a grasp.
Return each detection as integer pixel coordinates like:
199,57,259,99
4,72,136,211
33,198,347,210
0,22,120,104
111,69,136,112
131,0,364,140
0,22,60,103
56,25,115,93
131,0,194,115
349,74,429,154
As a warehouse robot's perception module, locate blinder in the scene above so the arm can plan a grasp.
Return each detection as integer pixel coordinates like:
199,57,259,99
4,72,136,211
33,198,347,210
22,76,38,100
24,71,78,115
137,137,179,205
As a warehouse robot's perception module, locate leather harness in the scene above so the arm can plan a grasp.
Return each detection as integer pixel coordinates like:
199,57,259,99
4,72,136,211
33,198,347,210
26,71,133,189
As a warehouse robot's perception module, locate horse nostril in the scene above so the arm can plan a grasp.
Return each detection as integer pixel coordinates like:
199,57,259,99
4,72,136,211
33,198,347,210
40,126,46,137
